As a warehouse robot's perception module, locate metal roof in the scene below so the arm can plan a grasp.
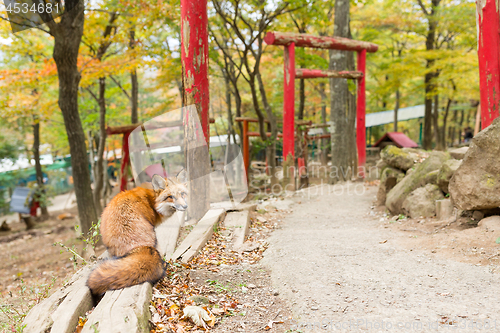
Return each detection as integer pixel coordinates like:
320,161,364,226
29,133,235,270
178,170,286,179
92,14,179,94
373,132,419,148
366,104,425,128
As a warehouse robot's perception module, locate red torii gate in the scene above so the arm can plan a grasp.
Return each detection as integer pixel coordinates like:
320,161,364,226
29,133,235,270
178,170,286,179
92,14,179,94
476,0,500,129
264,32,378,177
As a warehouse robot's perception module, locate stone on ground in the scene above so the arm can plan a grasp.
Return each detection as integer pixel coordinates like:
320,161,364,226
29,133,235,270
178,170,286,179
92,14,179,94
478,216,500,232
423,169,439,185
380,145,417,171
402,184,445,218
376,167,405,206
449,146,469,160
436,199,454,221
449,118,500,211
437,159,462,193
386,151,449,215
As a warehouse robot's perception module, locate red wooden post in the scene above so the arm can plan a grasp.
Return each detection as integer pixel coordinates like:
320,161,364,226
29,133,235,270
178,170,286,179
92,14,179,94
242,120,249,179
181,0,210,219
357,50,367,177
181,0,210,141
120,132,130,191
283,43,295,161
477,0,500,129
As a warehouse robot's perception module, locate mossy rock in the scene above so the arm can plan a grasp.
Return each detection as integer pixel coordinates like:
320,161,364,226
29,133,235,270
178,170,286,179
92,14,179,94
423,170,439,185
380,145,417,171
402,184,445,218
376,167,405,206
386,151,450,215
437,159,462,193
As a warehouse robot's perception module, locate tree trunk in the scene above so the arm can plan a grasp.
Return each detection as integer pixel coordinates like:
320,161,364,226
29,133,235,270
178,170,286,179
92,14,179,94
432,94,441,150
319,82,329,166
93,77,107,215
458,109,465,143
422,0,441,150
49,0,98,237
32,116,49,220
441,98,452,148
450,109,458,145
298,78,305,120
256,70,278,187
329,0,351,183
394,89,400,132
130,28,139,124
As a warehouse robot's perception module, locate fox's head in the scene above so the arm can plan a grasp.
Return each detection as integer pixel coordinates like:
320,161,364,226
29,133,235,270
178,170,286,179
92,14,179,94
152,170,188,216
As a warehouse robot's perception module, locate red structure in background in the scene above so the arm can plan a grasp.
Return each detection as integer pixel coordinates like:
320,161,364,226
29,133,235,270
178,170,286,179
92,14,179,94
264,31,378,177
476,0,500,129
180,0,210,142
106,124,137,192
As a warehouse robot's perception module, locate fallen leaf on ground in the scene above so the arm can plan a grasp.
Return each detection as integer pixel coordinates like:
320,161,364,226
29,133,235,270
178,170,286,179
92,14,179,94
181,305,211,328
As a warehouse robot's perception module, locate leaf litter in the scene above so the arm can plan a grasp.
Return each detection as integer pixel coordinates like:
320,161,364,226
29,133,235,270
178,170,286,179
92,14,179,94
150,206,291,332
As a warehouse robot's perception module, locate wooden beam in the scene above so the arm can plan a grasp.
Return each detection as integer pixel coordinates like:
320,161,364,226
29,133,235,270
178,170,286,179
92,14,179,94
265,31,379,53
296,68,363,80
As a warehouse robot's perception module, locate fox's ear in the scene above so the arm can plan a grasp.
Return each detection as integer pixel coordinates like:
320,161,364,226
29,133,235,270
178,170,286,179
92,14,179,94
176,169,187,184
152,174,167,191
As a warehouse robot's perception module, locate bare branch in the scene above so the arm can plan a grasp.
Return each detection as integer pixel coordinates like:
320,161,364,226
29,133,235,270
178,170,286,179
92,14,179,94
417,0,429,15
109,75,131,101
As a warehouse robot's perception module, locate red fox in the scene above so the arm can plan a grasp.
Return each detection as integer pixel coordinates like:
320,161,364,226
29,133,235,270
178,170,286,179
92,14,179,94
87,172,188,295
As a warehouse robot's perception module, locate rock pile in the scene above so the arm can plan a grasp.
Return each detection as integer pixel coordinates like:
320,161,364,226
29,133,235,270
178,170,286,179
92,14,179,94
376,145,462,219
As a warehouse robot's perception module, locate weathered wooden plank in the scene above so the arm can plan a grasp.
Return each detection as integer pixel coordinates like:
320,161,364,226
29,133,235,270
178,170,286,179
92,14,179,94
81,282,152,333
155,213,183,258
224,211,250,250
264,31,379,53
295,68,363,80
210,201,257,212
49,268,93,333
170,208,225,263
22,265,94,333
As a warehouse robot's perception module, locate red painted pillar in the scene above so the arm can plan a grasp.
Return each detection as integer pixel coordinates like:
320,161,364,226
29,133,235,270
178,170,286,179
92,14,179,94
477,0,500,129
283,43,295,161
181,0,209,141
120,132,130,191
243,120,249,180
357,50,367,177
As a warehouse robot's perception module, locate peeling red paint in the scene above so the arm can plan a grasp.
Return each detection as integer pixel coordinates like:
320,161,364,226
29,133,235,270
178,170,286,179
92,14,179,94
477,0,500,129
283,43,295,160
267,32,377,176
357,50,367,176
265,31,378,53
296,68,364,80
181,0,209,142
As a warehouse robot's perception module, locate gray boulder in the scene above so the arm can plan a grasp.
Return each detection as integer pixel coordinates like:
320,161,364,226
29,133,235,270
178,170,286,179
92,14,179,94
386,151,449,214
449,147,469,160
449,118,500,211
423,170,439,185
402,184,445,218
437,159,462,193
380,145,417,171
376,167,405,206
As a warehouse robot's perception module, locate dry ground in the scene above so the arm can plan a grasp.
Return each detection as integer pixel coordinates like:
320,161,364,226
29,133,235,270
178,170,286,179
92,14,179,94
3,182,500,332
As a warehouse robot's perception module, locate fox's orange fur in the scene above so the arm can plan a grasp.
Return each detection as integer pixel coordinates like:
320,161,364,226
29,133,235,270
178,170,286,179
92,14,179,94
87,173,188,295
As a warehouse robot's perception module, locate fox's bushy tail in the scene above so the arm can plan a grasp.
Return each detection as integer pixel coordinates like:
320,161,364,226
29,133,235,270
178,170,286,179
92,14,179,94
87,246,167,295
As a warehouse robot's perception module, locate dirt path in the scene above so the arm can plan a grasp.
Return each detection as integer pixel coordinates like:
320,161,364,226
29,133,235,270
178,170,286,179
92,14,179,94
262,183,500,332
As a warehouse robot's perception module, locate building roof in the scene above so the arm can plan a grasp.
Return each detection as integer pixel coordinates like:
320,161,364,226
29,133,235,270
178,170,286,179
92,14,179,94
373,132,419,148
366,105,425,128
